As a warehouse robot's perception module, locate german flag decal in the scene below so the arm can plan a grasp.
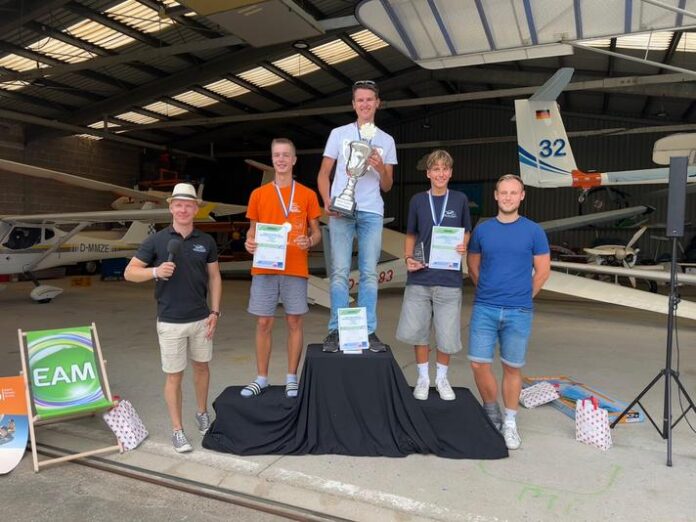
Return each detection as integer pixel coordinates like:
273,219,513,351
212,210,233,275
535,109,551,120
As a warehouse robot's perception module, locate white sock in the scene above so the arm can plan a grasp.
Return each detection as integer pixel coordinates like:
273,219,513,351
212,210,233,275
436,362,448,382
286,374,297,384
256,375,268,388
504,408,517,425
417,363,429,382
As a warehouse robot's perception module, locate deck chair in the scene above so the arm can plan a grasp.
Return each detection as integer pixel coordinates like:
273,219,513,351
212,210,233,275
18,323,122,472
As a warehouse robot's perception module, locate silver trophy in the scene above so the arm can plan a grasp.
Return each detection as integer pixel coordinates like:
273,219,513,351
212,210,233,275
330,140,372,218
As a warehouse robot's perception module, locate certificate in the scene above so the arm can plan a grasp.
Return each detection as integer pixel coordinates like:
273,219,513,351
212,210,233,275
337,307,369,353
252,223,288,270
428,226,465,271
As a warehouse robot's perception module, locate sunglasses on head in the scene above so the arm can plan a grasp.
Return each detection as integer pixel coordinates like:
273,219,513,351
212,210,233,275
353,80,377,87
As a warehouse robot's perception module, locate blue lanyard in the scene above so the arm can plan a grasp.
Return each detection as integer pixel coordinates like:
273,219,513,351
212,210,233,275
428,190,449,226
274,180,295,219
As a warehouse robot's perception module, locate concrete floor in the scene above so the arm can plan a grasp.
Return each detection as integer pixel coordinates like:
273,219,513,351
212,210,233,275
2,277,696,521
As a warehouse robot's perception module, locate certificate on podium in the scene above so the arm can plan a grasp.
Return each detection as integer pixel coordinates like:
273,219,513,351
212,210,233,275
337,307,369,353
428,226,465,271
252,223,288,271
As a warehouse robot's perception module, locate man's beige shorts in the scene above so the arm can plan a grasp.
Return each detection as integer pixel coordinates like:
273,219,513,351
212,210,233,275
156,318,212,373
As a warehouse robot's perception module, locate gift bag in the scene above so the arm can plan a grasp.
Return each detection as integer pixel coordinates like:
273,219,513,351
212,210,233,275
575,397,612,450
103,399,148,451
519,381,560,408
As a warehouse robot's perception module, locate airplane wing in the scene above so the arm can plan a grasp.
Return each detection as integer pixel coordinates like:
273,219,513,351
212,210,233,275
0,159,247,217
540,206,653,233
0,159,161,201
543,270,696,321
551,260,696,285
1,208,172,224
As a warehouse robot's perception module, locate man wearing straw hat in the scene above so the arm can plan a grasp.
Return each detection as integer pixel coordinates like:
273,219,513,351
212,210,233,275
125,182,222,453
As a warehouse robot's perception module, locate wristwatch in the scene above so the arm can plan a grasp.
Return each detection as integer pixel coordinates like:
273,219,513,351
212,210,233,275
210,310,221,317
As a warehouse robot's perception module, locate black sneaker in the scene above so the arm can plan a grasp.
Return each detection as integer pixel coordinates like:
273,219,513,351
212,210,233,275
368,332,387,352
322,330,339,352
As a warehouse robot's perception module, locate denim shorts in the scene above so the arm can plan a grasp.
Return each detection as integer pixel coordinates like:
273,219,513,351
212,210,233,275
467,303,533,368
396,285,462,354
248,275,308,316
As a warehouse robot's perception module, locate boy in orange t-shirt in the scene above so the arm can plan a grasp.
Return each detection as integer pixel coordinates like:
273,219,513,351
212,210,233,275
242,138,322,398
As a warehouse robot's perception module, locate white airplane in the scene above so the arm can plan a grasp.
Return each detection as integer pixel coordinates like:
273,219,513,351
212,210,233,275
0,207,171,302
304,204,696,321
514,68,696,201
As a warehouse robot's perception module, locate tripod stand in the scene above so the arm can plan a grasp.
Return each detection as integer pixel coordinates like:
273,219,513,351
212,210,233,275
611,236,696,466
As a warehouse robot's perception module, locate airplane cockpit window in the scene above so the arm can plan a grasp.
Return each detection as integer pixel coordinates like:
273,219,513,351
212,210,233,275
0,223,10,245
2,226,42,250
44,228,55,241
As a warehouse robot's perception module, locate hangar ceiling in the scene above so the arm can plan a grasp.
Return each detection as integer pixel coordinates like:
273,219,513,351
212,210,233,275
0,0,695,157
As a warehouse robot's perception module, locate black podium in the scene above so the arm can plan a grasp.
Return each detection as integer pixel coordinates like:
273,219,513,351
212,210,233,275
203,345,508,459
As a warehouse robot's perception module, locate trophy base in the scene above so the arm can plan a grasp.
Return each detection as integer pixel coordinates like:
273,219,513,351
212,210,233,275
329,197,357,218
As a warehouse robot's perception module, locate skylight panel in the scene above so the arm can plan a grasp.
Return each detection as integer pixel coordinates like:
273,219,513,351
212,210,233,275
0,80,29,91
115,111,160,124
272,54,319,77
106,0,174,34
203,78,249,98
350,30,389,52
172,90,218,108
0,55,48,72
28,38,92,63
67,18,135,49
237,67,283,88
311,39,357,65
88,121,121,129
615,31,673,51
142,100,188,117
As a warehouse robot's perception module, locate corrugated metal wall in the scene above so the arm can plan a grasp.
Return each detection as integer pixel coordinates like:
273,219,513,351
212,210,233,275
381,103,695,260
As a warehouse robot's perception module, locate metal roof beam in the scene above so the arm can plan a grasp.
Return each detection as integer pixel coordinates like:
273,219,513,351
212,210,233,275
338,33,391,77
0,0,72,34
259,60,324,98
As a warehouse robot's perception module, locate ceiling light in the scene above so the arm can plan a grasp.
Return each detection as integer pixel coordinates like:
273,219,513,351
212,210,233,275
292,40,309,50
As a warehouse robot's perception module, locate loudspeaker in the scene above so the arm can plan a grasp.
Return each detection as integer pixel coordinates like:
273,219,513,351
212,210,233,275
666,156,688,238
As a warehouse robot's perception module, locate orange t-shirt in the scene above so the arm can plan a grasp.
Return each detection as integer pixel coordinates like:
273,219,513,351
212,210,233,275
246,181,321,278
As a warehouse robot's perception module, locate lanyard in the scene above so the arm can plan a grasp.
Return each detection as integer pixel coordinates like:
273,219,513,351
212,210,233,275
428,190,449,226
274,180,295,219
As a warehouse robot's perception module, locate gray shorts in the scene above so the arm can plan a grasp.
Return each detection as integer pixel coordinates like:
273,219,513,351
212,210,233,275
395,284,462,354
248,274,309,316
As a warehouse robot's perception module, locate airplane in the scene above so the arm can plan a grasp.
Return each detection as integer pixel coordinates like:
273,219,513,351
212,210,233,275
303,204,696,320
514,68,696,202
0,207,171,302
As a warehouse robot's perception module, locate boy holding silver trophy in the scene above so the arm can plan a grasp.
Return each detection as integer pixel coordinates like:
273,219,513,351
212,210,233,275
317,80,398,353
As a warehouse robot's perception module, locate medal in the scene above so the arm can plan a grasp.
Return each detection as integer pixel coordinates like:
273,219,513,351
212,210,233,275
282,221,292,232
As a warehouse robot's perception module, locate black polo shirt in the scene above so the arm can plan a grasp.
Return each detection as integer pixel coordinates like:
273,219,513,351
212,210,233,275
135,226,218,323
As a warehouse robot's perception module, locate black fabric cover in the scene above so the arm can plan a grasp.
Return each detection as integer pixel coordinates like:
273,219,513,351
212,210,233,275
203,345,508,459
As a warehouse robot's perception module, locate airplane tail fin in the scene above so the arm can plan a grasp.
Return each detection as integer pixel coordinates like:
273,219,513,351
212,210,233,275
121,220,153,245
514,68,577,188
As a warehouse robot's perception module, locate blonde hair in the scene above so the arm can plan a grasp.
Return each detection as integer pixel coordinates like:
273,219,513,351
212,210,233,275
426,150,453,170
495,173,524,191
271,138,296,155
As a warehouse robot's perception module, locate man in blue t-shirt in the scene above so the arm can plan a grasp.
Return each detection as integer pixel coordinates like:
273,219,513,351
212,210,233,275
396,150,471,401
467,174,550,451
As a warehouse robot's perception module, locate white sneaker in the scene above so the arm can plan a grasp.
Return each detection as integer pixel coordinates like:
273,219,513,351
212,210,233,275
503,422,521,450
435,378,455,401
413,379,430,400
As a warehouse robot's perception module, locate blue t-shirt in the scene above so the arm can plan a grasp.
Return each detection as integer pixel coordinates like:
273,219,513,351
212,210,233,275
468,216,549,309
406,190,472,288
